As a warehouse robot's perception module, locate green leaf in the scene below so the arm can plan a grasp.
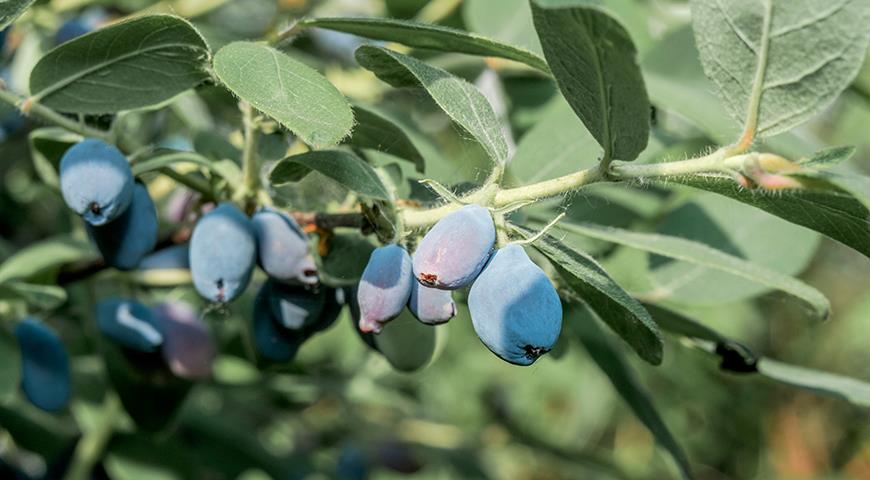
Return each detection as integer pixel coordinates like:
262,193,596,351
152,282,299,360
0,329,21,403
531,1,649,161
355,45,509,165
508,98,601,184
299,17,549,73
567,303,692,479
651,305,870,408
345,104,425,173
213,41,353,148
270,150,390,200
0,236,95,284
757,359,870,408
0,282,67,310
665,174,870,259
29,127,82,191
690,0,870,138
463,0,543,56
0,0,35,30
131,151,234,182
519,227,663,365
647,192,820,305
641,26,819,159
800,145,856,168
558,223,831,320
30,15,211,114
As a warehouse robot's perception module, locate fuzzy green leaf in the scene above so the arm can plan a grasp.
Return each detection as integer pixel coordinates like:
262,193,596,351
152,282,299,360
30,15,211,114
270,150,390,200
0,236,95,284
690,0,870,138
213,41,353,148
531,1,649,161
0,0,36,30
299,17,549,72
356,45,509,165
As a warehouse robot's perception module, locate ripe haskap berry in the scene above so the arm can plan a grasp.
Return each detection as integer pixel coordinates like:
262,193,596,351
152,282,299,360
96,298,163,352
372,309,436,372
153,301,216,379
469,244,562,366
87,182,158,270
412,204,495,289
138,244,190,270
190,203,257,303
252,208,318,285
59,139,133,226
408,281,455,325
267,280,326,330
252,282,304,362
14,318,71,412
310,287,345,335
357,244,413,333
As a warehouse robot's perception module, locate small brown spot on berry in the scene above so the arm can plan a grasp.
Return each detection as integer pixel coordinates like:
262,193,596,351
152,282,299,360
418,273,438,287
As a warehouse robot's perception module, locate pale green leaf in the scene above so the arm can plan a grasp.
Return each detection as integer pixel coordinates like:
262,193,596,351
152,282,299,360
30,15,211,114
558,223,831,320
641,26,819,159
0,0,35,30
531,1,649,161
299,17,549,72
0,236,95,284
647,192,820,305
0,282,67,310
356,45,509,165
270,150,390,200
691,0,870,138
213,41,353,148
567,304,692,479
652,305,870,408
518,227,663,365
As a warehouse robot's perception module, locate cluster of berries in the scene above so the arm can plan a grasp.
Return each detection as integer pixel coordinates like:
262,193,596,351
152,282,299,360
358,204,563,366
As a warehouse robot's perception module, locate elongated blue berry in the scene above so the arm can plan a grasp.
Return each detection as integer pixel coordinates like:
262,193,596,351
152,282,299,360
139,244,190,270
60,139,133,226
413,204,495,289
96,298,163,352
357,244,413,333
14,318,70,412
87,182,158,270
408,281,455,325
252,208,318,285
153,301,215,379
190,203,257,302
469,244,562,366
252,282,304,362
267,280,326,330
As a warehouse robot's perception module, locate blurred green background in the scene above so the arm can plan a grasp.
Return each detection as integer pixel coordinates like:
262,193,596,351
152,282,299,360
1,0,870,479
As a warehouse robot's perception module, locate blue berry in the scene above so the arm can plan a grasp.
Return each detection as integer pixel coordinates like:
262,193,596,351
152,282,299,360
252,208,318,285
357,244,413,333
87,182,158,270
408,281,455,325
153,301,215,379
190,203,257,302
413,204,495,289
14,318,71,412
468,244,562,366
96,298,163,352
60,139,133,226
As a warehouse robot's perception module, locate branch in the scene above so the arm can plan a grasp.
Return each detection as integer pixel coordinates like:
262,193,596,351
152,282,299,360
0,88,113,142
